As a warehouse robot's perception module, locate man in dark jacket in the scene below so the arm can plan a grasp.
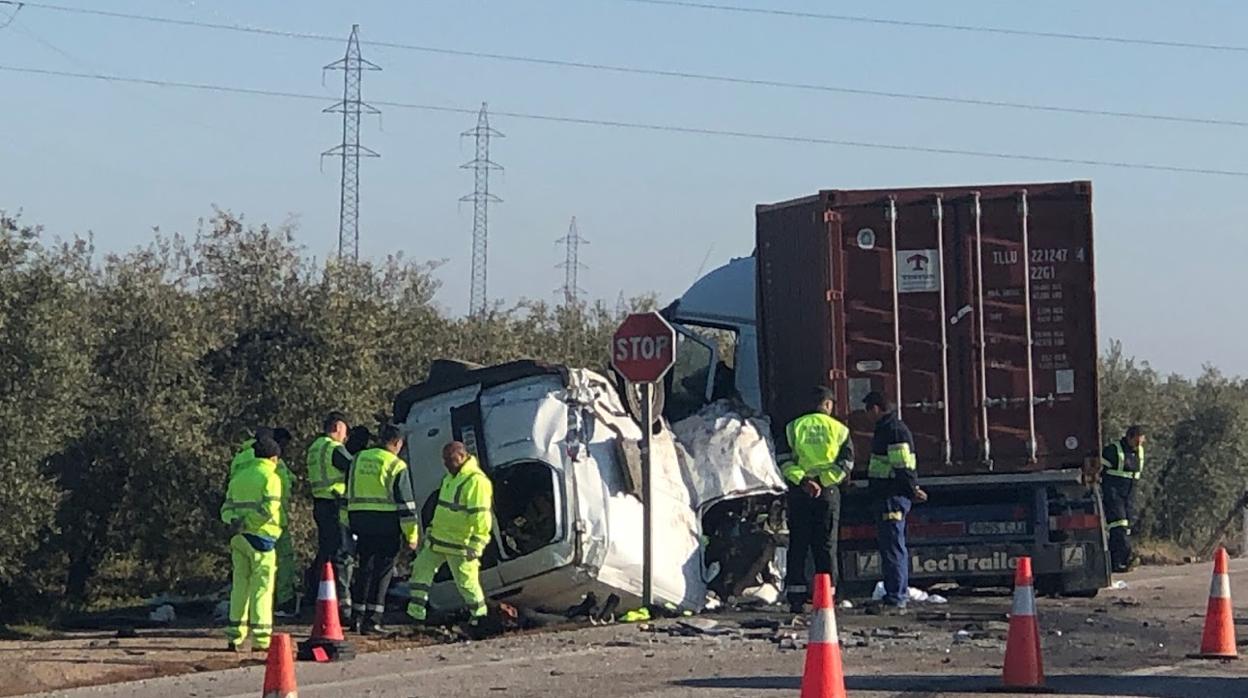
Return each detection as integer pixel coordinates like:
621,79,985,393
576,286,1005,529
1101,425,1145,573
863,392,927,609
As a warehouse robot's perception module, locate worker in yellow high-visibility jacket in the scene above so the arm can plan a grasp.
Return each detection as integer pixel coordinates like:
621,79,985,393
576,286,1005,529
230,427,298,616
307,411,354,621
220,436,283,652
782,386,854,614
407,441,494,625
347,423,420,635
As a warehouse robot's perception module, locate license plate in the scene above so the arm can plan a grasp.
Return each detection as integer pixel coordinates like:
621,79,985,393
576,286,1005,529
967,521,1028,536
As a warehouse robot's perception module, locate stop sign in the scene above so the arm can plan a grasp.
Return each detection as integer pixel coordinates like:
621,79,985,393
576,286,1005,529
611,312,677,383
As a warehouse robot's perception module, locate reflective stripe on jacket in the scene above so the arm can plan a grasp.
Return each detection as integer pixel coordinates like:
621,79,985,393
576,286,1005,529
307,435,349,499
1102,440,1144,480
348,447,419,545
221,457,283,540
783,413,854,487
867,411,918,479
428,457,494,556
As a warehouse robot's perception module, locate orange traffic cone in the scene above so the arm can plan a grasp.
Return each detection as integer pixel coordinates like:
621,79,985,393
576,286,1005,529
1192,547,1237,659
1002,556,1044,690
799,572,846,698
297,563,354,662
261,633,298,698
309,562,345,643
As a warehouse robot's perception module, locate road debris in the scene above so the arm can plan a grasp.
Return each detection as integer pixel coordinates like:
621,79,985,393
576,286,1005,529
871,582,948,604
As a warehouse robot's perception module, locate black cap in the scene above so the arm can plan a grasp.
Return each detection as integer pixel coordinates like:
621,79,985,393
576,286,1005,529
253,436,281,459
862,391,888,409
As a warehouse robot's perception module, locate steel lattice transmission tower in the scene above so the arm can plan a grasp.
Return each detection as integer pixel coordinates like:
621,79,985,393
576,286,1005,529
461,103,503,316
322,24,380,261
556,216,589,306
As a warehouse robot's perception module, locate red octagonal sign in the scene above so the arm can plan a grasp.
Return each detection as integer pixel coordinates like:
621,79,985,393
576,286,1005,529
611,312,677,383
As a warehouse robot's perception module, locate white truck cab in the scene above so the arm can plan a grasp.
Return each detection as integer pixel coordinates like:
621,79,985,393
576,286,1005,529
663,255,762,416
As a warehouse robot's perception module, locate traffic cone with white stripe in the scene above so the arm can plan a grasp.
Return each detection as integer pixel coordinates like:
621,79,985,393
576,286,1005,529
309,562,345,643
297,563,354,662
799,572,846,698
1002,556,1044,690
1192,547,1237,659
261,633,298,698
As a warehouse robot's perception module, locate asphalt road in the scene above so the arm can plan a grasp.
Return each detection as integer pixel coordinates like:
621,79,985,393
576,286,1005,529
33,559,1248,698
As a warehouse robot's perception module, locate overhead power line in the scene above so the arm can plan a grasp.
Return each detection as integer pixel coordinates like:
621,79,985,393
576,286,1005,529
3,64,1248,179
613,0,1248,54
7,1,1248,129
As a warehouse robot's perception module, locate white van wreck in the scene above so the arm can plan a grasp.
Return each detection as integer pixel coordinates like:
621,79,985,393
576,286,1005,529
391,359,785,618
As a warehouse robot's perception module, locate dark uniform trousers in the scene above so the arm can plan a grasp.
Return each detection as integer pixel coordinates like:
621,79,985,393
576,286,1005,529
312,497,354,614
1102,475,1135,570
785,484,841,603
349,511,401,623
874,490,912,605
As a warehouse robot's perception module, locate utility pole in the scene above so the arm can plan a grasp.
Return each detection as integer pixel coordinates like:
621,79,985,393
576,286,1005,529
556,216,589,306
461,103,503,316
322,24,380,261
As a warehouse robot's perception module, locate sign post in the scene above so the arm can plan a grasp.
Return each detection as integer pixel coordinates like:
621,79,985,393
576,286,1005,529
611,311,677,610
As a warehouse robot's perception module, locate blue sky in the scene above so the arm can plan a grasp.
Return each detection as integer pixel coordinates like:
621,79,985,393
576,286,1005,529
1,0,1245,376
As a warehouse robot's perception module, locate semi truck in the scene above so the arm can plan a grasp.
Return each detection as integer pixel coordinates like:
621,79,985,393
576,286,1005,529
662,180,1111,596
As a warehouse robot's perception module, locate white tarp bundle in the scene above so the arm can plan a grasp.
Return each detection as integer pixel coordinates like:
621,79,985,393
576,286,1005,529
670,400,786,509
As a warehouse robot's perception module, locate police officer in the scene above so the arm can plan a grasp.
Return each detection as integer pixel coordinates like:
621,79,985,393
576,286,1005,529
782,386,854,613
863,392,928,610
220,436,283,652
347,423,419,635
307,411,354,621
1102,425,1145,573
407,442,494,626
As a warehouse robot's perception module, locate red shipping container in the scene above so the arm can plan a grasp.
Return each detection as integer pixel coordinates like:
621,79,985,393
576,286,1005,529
756,181,1099,476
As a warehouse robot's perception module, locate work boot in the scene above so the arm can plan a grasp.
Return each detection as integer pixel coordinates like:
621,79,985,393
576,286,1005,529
274,599,298,618
225,642,245,653
360,618,390,636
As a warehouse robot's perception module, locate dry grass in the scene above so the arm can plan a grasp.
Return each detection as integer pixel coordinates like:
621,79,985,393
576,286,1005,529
1135,539,1199,566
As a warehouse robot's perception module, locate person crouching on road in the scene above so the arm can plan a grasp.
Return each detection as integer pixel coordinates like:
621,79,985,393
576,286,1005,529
782,386,854,614
407,442,494,626
1102,425,1145,573
220,435,284,652
347,423,419,635
863,391,927,611
307,411,355,623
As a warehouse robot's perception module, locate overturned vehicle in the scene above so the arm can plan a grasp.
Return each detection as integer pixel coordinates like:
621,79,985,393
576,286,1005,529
391,359,786,617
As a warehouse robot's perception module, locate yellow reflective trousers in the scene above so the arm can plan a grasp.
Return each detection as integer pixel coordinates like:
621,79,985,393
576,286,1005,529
226,534,276,649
